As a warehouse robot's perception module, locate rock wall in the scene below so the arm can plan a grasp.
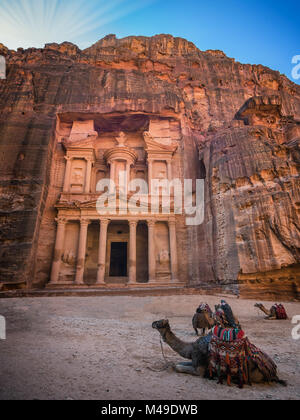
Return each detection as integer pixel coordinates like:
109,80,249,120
0,34,299,297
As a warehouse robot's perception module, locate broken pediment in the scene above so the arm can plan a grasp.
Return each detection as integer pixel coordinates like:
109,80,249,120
62,137,95,149
143,131,178,153
67,120,98,143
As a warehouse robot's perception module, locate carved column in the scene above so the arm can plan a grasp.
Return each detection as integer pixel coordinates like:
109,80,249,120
110,161,116,193
167,160,173,182
50,218,67,284
169,219,178,282
63,157,72,193
126,162,131,193
128,221,137,284
147,219,156,283
97,219,110,285
110,161,116,183
148,159,153,195
75,219,90,285
85,158,93,194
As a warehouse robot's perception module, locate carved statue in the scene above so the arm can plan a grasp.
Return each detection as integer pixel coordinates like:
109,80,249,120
115,131,128,147
62,250,76,266
158,249,170,264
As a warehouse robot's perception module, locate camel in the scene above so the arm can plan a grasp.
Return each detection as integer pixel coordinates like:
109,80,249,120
152,319,286,386
254,303,288,320
192,311,215,336
192,303,215,336
214,300,241,329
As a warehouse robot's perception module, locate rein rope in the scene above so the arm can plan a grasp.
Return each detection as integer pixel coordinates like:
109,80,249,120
148,336,176,373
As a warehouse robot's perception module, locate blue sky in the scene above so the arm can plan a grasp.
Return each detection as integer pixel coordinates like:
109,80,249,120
0,0,299,83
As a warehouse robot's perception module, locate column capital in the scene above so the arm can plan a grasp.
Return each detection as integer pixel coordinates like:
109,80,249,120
147,219,156,228
64,156,72,162
55,217,67,226
168,219,176,227
80,218,91,226
100,218,110,226
129,220,138,228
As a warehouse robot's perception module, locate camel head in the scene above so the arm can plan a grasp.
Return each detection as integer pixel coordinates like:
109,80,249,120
152,320,172,341
152,319,170,332
254,303,263,309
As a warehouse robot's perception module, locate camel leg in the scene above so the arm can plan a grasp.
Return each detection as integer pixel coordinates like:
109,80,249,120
202,328,206,336
194,328,199,336
249,368,265,383
175,362,201,376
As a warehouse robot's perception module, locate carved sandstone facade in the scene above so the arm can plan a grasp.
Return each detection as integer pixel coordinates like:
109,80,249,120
0,35,299,298
45,116,184,288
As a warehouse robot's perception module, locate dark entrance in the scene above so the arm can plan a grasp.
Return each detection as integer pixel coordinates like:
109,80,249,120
109,242,128,277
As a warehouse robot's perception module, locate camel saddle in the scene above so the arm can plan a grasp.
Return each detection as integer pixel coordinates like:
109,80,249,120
273,304,288,320
208,326,277,388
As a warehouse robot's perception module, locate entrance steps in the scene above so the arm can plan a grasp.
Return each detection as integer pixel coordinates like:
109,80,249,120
0,283,226,299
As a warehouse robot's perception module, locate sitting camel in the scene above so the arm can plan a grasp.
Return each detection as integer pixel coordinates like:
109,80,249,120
254,303,288,320
214,300,241,329
192,303,215,336
152,319,286,387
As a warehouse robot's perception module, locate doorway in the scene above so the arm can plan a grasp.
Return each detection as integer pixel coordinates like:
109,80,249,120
109,242,128,277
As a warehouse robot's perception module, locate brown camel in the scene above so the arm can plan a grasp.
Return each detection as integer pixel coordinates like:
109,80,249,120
192,312,215,336
254,303,288,320
152,319,286,386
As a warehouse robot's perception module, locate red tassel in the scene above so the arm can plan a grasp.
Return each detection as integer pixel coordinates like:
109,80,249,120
227,374,231,386
226,353,230,365
226,353,231,386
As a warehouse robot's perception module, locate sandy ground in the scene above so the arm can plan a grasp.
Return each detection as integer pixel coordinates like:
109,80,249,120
0,294,299,400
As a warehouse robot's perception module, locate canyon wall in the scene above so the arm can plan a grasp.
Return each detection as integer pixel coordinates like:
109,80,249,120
0,34,299,298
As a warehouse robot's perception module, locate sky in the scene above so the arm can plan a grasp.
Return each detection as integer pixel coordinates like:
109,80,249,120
0,0,299,83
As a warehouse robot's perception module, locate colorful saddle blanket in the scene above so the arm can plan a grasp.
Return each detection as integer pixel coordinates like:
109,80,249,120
273,304,288,320
212,326,244,341
208,327,277,388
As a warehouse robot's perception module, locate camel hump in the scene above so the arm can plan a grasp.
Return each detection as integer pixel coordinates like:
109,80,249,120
193,312,212,329
273,304,288,319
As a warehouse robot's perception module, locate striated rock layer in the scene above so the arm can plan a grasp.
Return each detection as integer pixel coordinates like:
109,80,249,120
0,34,299,299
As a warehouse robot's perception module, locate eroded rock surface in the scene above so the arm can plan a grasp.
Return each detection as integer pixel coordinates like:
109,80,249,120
0,35,299,298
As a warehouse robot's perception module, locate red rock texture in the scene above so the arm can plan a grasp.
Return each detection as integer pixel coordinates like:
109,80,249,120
0,34,299,298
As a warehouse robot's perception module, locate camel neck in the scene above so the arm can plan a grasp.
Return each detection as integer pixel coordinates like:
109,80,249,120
260,306,270,315
162,329,193,360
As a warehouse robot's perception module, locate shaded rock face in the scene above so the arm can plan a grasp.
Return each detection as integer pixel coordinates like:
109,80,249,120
0,34,299,298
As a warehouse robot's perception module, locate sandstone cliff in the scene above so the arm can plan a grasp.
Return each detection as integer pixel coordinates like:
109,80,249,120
0,34,299,298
